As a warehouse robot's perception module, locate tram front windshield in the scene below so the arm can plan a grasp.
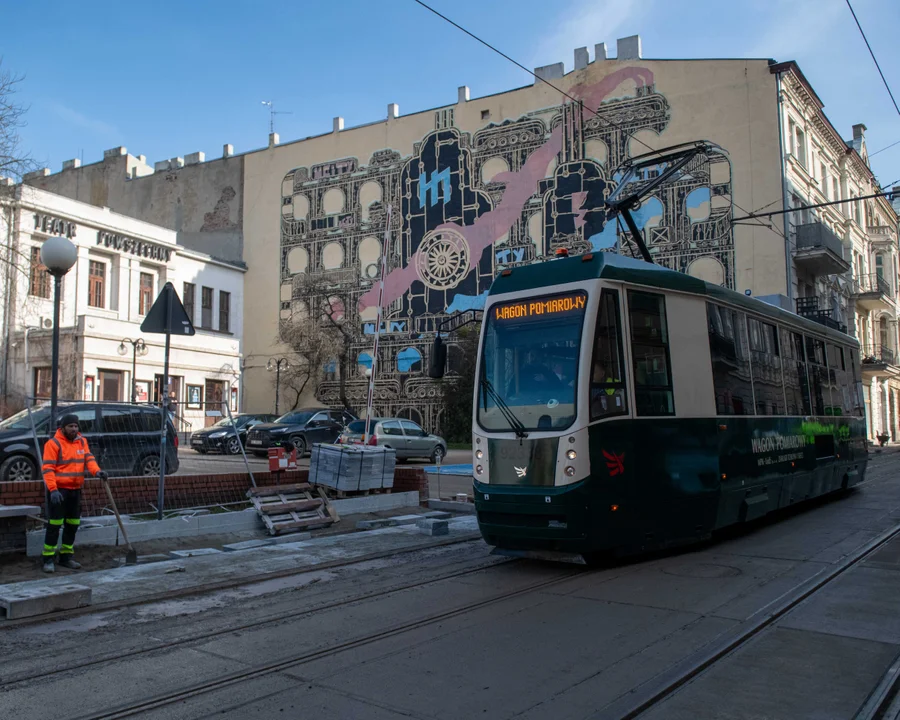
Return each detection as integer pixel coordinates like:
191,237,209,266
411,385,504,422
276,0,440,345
478,291,587,432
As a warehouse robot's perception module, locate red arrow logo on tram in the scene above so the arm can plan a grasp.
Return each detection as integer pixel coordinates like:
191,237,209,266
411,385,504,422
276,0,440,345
603,450,625,476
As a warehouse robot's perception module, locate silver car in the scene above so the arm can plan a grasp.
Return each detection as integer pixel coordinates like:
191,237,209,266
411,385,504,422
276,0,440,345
338,418,447,463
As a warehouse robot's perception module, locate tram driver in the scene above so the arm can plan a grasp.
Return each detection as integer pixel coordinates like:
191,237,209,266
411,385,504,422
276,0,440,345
590,362,625,417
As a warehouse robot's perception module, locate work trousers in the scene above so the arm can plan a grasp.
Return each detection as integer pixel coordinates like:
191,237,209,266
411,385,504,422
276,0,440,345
43,488,82,557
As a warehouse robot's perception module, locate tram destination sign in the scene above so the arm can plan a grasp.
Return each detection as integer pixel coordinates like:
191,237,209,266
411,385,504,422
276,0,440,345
492,292,587,322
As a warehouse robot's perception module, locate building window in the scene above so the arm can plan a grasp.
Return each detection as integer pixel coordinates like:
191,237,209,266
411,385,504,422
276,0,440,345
788,118,796,154
88,260,106,308
832,178,839,201
139,272,153,315
183,282,195,324
219,291,230,332
820,164,828,196
201,286,213,328
34,367,52,399
29,247,51,299
794,126,806,167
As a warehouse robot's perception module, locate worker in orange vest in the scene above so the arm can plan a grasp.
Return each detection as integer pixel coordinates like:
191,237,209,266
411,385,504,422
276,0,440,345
41,413,107,573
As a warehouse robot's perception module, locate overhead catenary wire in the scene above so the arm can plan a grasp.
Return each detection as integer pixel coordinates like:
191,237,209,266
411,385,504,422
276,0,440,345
870,139,900,158
732,190,896,222
844,0,900,118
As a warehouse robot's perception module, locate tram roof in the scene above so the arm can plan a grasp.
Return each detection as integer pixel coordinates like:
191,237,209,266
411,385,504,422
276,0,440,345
489,252,857,346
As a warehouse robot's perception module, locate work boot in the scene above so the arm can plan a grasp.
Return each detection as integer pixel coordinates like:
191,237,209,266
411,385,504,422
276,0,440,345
57,556,81,570
42,558,55,573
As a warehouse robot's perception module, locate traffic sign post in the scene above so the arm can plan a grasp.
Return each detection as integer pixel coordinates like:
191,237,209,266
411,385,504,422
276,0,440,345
141,282,195,519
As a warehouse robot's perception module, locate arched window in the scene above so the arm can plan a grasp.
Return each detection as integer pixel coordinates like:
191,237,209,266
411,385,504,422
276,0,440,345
322,188,345,215
359,182,382,221
322,242,344,269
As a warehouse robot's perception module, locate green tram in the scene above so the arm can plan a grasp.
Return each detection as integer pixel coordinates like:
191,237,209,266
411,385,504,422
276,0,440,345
467,252,867,561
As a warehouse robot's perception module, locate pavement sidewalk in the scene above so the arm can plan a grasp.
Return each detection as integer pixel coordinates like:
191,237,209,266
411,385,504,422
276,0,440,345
0,516,480,615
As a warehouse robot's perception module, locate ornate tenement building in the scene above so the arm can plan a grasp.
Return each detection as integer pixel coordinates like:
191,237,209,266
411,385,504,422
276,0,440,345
22,36,898,437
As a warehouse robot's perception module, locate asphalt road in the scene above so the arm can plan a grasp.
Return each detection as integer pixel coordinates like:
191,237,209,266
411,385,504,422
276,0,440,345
7,452,894,719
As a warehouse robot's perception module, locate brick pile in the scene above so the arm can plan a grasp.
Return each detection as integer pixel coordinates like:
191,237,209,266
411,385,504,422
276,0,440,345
0,466,429,517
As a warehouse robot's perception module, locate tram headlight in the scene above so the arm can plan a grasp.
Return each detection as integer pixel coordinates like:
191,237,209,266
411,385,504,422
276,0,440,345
566,449,577,460
475,449,483,460
564,466,576,477
476,465,484,475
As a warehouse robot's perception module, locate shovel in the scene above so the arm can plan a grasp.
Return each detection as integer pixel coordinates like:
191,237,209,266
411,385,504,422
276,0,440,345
101,477,138,565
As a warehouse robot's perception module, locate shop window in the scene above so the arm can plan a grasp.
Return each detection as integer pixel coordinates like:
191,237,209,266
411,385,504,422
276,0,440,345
219,291,230,332
34,367,52,399
89,260,106,308
139,273,153,315
201,286,213,328
183,282,195,323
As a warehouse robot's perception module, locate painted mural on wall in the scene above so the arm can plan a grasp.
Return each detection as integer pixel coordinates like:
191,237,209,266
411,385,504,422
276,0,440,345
279,67,734,429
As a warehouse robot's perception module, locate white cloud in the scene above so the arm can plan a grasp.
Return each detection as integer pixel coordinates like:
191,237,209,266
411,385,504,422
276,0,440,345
746,0,845,58
531,0,648,68
46,102,119,139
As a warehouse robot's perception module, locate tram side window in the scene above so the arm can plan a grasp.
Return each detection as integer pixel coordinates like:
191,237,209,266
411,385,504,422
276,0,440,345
590,290,628,420
627,291,674,416
707,303,753,415
848,348,865,417
826,343,851,416
748,317,784,415
781,328,811,416
805,336,830,416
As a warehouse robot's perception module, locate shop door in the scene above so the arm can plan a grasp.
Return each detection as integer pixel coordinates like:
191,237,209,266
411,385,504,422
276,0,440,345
204,380,228,426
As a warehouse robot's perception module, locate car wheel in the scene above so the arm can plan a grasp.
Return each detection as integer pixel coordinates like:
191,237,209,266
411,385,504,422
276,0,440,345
226,437,242,455
0,455,37,483
136,455,160,477
289,435,307,457
430,445,446,464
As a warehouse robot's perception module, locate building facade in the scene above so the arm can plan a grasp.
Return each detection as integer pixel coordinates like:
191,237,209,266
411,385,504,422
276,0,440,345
0,186,246,432
22,36,899,438
774,62,900,441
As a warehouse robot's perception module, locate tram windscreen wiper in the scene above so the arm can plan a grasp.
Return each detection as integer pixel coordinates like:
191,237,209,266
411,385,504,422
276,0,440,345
480,377,528,439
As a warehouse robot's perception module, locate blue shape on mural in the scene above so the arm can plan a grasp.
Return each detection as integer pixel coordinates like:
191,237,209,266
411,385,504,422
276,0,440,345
418,167,452,208
357,352,373,370
686,187,711,223
397,347,422,372
446,291,488,313
495,248,526,264
589,222,619,250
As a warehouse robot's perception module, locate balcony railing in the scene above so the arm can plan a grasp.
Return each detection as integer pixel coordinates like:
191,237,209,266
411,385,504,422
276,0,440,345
862,344,896,366
795,221,846,258
795,297,848,333
853,272,892,297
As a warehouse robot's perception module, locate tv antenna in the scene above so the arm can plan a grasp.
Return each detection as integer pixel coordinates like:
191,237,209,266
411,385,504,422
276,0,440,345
261,100,292,134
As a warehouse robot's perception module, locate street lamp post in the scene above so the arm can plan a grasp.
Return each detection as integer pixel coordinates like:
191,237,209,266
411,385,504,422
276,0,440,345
266,357,290,416
118,338,148,402
40,237,77,430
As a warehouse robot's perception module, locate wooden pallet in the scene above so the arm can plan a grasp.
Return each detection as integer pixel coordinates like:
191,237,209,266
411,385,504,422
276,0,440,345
247,483,340,536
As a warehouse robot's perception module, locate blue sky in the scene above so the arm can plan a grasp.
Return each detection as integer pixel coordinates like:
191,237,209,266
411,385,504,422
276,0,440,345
4,0,899,187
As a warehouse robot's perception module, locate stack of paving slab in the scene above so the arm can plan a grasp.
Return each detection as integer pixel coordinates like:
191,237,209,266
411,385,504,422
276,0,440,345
309,444,395,492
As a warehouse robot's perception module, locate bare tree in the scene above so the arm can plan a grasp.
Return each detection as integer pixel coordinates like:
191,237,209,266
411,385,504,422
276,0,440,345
0,59,35,186
277,314,341,411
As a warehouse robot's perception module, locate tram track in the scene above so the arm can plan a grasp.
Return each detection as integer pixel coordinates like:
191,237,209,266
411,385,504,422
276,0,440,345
595,517,900,720
70,566,585,720
0,550,519,688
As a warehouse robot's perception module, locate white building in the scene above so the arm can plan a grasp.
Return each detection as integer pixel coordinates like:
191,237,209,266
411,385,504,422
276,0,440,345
776,62,900,442
0,185,246,432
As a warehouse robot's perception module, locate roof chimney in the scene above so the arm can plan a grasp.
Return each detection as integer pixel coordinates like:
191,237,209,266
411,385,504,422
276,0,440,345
574,47,589,70
595,43,607,61
333,116,344,133
387,103,399,120
853,123,867,141
223,144,234,158
458,86,470,103
617,35,642,60
269,132,280,148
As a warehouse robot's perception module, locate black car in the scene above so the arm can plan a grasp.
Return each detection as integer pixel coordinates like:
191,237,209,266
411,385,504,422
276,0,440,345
190,413,278,454
0,402,180,483
246,407,357,457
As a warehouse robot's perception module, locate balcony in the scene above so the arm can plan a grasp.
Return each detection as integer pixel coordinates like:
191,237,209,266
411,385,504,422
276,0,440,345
792,222,851,276
852,272,894,312
861,344,899,375
867,225,896,247
795,297,847,333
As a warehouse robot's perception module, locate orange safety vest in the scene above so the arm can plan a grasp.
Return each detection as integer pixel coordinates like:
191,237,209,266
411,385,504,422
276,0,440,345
42,429,101,492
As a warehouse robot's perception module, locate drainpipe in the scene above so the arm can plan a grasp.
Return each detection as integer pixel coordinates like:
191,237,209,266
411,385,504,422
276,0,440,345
2,195,21,406
775,72,794,307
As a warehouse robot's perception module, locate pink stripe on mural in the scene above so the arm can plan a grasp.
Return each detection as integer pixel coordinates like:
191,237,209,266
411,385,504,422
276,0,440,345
358,66,654,312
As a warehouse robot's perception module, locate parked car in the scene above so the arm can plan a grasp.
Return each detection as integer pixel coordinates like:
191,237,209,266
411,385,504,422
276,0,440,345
246,407,357,457
338,418,446,463
0,402,180,483
190,413,278,455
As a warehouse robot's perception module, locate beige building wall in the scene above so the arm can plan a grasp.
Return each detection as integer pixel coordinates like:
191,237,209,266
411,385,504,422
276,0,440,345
240,54,784,415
